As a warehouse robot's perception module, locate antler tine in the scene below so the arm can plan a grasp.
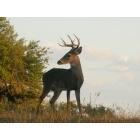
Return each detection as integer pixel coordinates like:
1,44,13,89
67,35,75,47
58,38,67,47
61,38,66,45
73,34,80,48
58,43,64,47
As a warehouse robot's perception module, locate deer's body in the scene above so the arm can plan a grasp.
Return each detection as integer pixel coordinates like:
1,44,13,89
37,35,84,114
43,68,83,91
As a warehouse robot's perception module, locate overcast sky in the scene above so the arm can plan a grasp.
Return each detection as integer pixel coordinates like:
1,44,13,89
9,17,140,111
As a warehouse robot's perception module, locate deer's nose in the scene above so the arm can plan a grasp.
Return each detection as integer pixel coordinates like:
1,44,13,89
57,60,62,65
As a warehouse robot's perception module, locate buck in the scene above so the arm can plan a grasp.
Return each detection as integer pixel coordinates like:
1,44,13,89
37,35,84,114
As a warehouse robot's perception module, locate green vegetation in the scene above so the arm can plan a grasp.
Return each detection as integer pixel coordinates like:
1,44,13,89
0,17,48,102
0,17,140,123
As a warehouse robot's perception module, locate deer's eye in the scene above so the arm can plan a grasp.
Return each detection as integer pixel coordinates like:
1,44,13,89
67,54,71,57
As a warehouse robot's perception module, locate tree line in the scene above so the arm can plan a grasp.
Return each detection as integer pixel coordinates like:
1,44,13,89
0,17,48,102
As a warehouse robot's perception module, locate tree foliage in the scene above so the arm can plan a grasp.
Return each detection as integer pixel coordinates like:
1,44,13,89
0,17,48,102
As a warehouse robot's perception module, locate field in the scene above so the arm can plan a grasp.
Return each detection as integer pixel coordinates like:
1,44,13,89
0,99,140,123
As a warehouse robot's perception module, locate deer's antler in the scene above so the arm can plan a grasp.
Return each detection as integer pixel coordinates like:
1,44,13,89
58,34,80,48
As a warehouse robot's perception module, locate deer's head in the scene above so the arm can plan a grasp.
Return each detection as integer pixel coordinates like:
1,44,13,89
57,35,82,65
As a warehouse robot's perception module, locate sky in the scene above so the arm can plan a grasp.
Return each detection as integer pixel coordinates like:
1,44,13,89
9,17,140,111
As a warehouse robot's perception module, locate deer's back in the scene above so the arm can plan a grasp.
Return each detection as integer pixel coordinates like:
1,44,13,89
43,68,78,91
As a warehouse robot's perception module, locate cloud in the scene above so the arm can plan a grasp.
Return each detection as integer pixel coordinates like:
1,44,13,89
123,71,136,81
83,46,140,86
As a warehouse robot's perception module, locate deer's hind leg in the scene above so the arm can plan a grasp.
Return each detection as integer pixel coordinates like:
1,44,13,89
36,86,50,115
50,89,62,111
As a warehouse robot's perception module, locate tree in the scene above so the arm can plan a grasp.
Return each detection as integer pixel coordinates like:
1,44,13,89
0,17,48,102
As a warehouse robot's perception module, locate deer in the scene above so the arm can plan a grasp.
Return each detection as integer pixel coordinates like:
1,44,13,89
36,34,84,114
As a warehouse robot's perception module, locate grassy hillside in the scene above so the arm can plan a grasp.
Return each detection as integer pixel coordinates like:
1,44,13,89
0,100,140,123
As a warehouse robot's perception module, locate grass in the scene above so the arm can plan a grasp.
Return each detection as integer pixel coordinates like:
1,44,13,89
0,99,140,123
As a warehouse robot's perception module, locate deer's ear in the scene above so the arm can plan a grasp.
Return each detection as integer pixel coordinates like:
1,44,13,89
75,47,82,55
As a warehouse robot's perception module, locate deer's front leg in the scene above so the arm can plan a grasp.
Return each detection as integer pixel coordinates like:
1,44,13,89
75,89,81,113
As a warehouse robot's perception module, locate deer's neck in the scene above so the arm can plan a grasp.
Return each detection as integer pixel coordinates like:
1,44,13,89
70,56,84,83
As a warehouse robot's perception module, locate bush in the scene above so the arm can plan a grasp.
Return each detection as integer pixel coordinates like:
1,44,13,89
84,104,115,117
0,17,48,102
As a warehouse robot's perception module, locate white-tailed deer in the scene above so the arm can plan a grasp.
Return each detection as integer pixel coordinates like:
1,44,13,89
37,34,84,114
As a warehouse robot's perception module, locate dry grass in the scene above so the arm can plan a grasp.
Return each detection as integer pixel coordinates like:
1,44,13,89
0,100,140,123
